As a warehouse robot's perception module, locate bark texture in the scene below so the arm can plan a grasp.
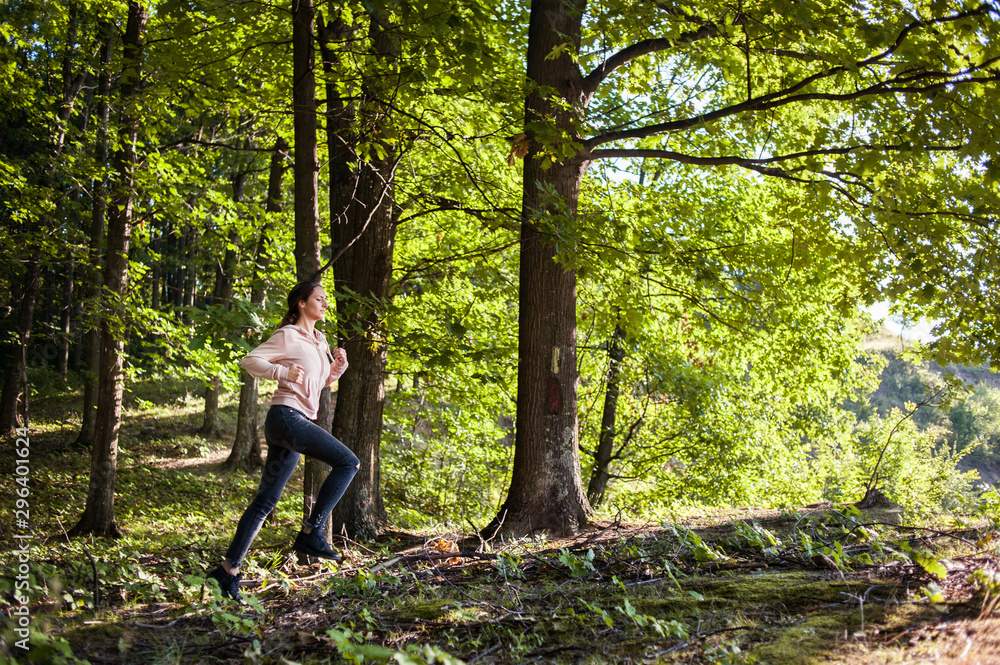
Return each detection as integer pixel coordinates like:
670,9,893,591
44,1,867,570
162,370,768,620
587,325,626,506
228,137,286,472
57,260,74,376
198,379,222,438
71,1,147,538
76,24,113,447
322,11,398,540
290,0,335,532
293,0,321,277
229,373,263,472
487,0,593,538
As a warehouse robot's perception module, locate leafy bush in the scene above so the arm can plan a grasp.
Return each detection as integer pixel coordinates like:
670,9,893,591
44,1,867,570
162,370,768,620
811,409,978,514
949,386,1000,466
381,389,513,528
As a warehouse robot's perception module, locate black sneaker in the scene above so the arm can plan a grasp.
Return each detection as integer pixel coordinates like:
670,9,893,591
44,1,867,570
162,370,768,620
293,530,342,560
207,565,245,604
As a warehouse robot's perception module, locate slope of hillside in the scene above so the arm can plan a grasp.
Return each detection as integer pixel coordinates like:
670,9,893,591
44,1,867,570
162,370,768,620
859,329,1000,486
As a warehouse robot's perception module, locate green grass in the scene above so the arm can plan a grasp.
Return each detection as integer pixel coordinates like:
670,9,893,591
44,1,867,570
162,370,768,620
1,375,999,664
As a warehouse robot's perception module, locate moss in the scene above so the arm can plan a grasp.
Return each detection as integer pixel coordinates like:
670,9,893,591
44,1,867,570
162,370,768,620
62,621,131,662
395,598,457,622
757,610,860,665
633,593,704,620
685,571,876,611
629,571,899,664
875,601,939,634
68,622,126,639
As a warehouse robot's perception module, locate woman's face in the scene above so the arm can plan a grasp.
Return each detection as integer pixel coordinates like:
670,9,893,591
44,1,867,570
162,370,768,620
299,286,328,323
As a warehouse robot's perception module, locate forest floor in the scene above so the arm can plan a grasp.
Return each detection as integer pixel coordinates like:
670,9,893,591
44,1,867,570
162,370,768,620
2,376,1000,664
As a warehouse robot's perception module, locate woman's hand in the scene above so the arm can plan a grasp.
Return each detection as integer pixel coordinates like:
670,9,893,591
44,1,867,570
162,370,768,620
332,348,348,370
286,364,306,384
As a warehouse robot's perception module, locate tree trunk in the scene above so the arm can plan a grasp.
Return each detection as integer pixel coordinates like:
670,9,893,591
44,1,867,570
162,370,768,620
76,24,113,447
228,137,286,472
290,0,334,534
213,228,238,304
57,259,74,377
486,0,593,538
587,325,626,507
198,171,244,440
0,4,91,433
0,264,41,434
183,227,196,312
326,161,395,539
293,0,321,279
40,267,55,350
71,298,83,372
198,378,222,438
322,10,397,540
150,231,161,310
229,374,263,471
71,1,148,538
172,226,184,309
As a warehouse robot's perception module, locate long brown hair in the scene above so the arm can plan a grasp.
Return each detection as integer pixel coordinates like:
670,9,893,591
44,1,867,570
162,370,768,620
278,281,322,328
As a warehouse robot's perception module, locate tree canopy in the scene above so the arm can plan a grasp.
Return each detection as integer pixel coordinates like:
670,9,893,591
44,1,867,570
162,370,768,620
1,0,998,540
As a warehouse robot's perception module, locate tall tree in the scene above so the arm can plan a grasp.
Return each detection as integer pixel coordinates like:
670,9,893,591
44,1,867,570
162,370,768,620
227,137,287,472
586,324,626,506
0,1,92,434
289,0,335,534
318,0,519,538
56,259,74,377
486,0,592,537
72,0,148,537
320,5,401,539
293,0,322,282
75,21,112,447
489,0,1000,536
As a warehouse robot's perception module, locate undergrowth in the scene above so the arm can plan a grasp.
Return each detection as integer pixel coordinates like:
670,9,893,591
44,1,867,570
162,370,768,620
2,376,1000,664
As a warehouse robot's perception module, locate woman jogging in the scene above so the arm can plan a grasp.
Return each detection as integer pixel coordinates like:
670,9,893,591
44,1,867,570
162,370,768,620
208,281,359,603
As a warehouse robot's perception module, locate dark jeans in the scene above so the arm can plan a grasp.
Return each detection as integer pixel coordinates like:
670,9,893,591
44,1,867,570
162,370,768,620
224,405,359,568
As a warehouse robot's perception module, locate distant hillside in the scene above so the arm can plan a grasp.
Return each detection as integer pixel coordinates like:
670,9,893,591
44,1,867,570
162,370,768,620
858,329,1000,486
861,328,1000,395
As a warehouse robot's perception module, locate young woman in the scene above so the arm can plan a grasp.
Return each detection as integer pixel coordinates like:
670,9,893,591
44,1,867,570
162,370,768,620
208,281,359,603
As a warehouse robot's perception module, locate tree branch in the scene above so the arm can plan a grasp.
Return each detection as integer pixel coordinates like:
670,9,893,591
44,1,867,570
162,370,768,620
315,154,403,279
397,199,518,225
392,240,518,288
159,136,280,152
583,5,997,150
586,66,999,151
589,142,963,166
582,22,725,96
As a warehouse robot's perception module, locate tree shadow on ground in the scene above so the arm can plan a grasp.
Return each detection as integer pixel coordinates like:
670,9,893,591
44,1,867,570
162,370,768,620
10,377,1000,664
53,514,1000,665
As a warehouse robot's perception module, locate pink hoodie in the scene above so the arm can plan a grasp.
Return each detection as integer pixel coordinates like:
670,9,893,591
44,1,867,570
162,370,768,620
240,325,348,420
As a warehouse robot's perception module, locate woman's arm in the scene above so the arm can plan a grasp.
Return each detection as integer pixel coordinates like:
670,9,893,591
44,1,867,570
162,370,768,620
241,330,291,381
326,347,349,386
